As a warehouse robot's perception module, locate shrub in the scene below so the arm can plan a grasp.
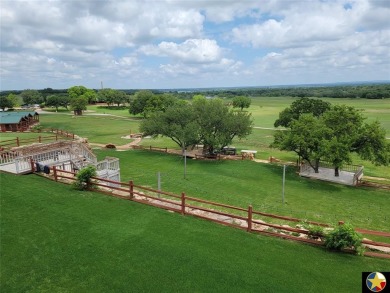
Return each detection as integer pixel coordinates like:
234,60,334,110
307,225,325,239
31,124,43,132
73,166,97,190
324,223,364,255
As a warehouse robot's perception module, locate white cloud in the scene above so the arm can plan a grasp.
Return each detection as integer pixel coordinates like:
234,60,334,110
140,39,223,63
0,0,388,89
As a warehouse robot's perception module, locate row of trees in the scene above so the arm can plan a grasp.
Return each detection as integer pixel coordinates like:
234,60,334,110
0,87,132,112
171,84,390,100
140,96,253,154
272,98,389,176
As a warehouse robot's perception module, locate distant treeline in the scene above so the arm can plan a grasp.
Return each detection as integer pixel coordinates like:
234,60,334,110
168,84,390,99
1,84,389,99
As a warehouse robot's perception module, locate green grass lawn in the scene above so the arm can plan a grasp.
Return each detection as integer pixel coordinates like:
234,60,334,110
247,97,390,134
38,113,140,145
1,172,388,292
95,149,390,232
0,132,55,142
87,104,134,117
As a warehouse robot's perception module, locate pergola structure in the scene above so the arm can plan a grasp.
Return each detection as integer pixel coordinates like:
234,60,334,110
0,111,39,132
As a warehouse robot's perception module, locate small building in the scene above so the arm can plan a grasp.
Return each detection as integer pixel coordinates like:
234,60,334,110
0,111,39,132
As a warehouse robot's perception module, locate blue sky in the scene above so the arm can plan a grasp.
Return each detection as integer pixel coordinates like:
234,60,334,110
1,0,389,90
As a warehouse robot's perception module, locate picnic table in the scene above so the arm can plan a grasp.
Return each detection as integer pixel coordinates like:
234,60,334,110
241,150,257,158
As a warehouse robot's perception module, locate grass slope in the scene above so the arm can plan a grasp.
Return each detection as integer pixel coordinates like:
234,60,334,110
95,150,390,232
1,172,388,292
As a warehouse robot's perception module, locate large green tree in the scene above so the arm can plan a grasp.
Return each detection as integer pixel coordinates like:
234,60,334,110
68,86,89,100
129,91,176,118
129,90,155,117
112,90,128,107
0,95,14,111
273,101,389,176
20,90,43,105
274,97,331,127
46,94,70,111
232,96,251,111
140,98,253,154
321,105,389,176
140,102,200,153
98,89,127,107
193,97,253,154
70,96,88,115
68,86,96,114
273,114,330,173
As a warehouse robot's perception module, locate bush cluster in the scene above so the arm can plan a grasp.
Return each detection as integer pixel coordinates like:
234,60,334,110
73,166,97,191
324,223,364,255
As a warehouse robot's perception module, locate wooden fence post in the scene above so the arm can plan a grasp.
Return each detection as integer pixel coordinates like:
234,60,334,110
38,136,41,143
56,134,58,141
53,166,58,182
247,205,253,232
181,192,186,215
129,180,134,199
30,159,35,173
72,133,75,139
16,137,20,147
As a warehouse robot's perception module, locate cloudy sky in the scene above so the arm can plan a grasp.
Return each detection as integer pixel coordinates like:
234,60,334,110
1,0,389,90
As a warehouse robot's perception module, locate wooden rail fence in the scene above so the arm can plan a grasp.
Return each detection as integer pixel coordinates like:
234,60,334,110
0,129,75,149
43,165,390,259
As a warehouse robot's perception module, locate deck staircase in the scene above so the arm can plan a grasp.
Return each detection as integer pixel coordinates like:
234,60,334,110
0,141,120,183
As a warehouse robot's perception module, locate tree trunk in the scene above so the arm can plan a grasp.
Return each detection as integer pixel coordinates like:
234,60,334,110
314,159,320,173
334,166,340,177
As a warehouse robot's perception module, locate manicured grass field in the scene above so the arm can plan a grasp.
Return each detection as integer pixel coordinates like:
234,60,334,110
0,132,56,143
1,172,388,292
248,97,390,133
95,149,390,232
38,113,140,145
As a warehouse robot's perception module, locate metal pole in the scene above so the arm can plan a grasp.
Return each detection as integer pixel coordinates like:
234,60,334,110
184,149,187,179
157,171,161,197
282,165,286,204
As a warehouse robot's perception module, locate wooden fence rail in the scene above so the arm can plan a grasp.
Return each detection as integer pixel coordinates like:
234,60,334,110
131,145,168,153
0,129,75,149
42,165,390,259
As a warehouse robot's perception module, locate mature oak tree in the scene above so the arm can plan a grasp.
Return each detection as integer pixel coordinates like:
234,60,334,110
20,89,43,105
0,95,14,111
193,97,253,154
274,97,331,127
140,103,200,153
129,90,177,117
232,96,251,111
273,100,389,176
140,97,253,154
70,96,88,115
46,94,70,111
273,114,330,173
